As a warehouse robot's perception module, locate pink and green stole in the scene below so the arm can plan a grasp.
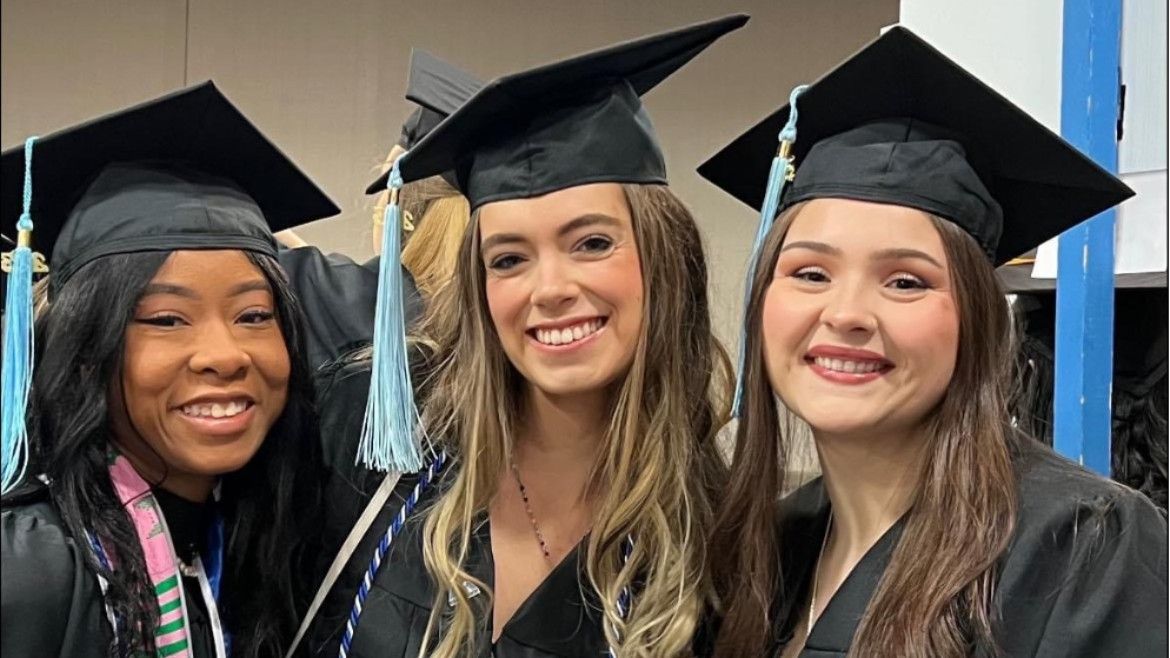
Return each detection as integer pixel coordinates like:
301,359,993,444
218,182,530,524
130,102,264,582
88,453,197,657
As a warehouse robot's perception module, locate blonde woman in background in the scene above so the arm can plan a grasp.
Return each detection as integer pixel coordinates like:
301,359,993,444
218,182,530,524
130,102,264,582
277,50,479,369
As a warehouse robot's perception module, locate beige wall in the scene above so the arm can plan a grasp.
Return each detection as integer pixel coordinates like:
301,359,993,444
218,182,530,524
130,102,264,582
2,0,897,342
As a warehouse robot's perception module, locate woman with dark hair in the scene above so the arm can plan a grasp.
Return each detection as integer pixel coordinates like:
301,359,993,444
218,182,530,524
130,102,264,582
699,27,1167,658
0,83,331,658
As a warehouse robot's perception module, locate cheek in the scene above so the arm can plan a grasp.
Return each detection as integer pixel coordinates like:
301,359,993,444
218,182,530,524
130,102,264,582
595,251,644,319
253,332,292,393
760,285,811,359
485,278,527,338
892,298,960,378
120,333,181,418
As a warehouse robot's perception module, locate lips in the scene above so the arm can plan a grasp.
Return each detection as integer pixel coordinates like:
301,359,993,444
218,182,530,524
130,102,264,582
180,399,253,419
810,356,885,374
529,317,607,347
804,345,893,383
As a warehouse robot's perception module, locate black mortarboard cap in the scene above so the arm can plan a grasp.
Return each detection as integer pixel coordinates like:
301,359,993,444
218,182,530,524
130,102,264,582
367,49,484,194
390,14,749,209
698,26,1134,265
1,81,340,293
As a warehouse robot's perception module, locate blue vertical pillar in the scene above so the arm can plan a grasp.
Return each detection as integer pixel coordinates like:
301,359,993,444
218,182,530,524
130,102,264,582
1055,0,1122,475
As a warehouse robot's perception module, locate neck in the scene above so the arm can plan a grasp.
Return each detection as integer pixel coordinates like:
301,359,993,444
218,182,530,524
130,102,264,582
814,424,926,554
112,438,215,503
514,386,608,499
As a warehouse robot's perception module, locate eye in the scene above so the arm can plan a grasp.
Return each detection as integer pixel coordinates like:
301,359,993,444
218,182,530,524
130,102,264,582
576,235,614,254
488,254,525,271
135,314,186,328
792,266,830,283
238,309,276,325
886,273,929,291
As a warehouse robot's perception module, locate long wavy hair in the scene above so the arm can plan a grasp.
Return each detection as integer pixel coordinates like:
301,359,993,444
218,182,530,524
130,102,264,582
8,250,323,658
711,203,1018,657
413,183,732,657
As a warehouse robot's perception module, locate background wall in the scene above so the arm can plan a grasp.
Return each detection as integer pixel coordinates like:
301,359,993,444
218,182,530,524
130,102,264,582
1,0,898,342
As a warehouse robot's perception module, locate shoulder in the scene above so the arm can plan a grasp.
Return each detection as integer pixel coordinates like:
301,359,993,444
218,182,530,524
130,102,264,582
2,493,82,583
1002,437,1167,599
993,438,1168,655
1012,438,1166,547
1,493,97,647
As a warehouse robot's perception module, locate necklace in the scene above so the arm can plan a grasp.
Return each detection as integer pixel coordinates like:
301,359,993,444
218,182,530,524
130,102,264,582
510,459,553,562
808,509,833,640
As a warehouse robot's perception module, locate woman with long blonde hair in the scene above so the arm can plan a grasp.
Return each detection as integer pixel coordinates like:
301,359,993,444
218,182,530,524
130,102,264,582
700,28,1167,657
304,16,746,658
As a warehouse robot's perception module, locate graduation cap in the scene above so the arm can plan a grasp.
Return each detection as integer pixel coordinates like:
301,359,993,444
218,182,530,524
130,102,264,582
699,25,1134,265
1,81,339,292
354,14,749,474
0,81,339,494
375,48,484,188
697,25,1134,415
393,13,749,207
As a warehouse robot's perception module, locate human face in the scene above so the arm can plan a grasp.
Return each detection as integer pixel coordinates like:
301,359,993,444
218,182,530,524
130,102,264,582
479,183,644,398
109,250,290,500
761,199,959,439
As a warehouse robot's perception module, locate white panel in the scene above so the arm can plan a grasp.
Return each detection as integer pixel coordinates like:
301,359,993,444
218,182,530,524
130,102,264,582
1032,168,1169,277
900,0,1064,131
1118,0,1168,174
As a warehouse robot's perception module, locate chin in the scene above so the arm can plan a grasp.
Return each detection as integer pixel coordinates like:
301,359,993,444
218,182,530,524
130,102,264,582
183,441,265,476
525,367,622,398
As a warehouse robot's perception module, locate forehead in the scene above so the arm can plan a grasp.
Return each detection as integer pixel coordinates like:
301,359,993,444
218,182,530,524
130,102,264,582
149,249,265,283
477,182,631,234
785,198,946,256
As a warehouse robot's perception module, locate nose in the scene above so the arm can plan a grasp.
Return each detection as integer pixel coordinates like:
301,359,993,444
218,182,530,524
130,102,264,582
820,280,878,335
188,320,251,379
529,255,579,313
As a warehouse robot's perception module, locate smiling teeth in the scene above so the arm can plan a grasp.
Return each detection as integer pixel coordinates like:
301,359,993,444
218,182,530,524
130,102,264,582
535,319,604,346
182,400,250,418
814,357,884,374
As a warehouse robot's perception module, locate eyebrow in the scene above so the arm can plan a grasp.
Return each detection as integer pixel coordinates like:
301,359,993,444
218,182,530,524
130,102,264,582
871,247,944,269
779,240,841,256
480,213,623,253
139,279,271,300
779,241,943,268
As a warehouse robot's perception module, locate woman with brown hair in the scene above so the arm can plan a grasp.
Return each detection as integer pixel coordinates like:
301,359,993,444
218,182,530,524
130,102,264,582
304,16,745,658
699,27,1167,657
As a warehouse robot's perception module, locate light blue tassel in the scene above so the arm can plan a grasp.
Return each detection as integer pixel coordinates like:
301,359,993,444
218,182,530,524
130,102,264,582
732,86,808,418
357,158,423,473
2,137,39,495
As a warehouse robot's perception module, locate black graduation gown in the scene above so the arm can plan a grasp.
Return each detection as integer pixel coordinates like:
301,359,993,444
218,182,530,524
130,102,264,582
277,247,422,371
1,486,218,658
774,439,1169,657
306,357,611,658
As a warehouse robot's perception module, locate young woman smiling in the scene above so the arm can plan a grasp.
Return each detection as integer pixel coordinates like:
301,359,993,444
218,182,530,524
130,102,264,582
701,28,1168,658
305,16,746,658
1,84,330,658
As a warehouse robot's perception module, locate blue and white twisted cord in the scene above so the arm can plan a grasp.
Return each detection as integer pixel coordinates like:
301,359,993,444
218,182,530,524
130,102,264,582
339,451,447,658
606,534,636,658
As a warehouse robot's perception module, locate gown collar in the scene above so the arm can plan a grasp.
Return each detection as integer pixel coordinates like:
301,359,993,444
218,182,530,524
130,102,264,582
775,478,907,655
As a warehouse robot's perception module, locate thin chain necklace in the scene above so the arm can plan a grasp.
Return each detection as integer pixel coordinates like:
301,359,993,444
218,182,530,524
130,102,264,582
510,459,553,562
807,509,833,640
